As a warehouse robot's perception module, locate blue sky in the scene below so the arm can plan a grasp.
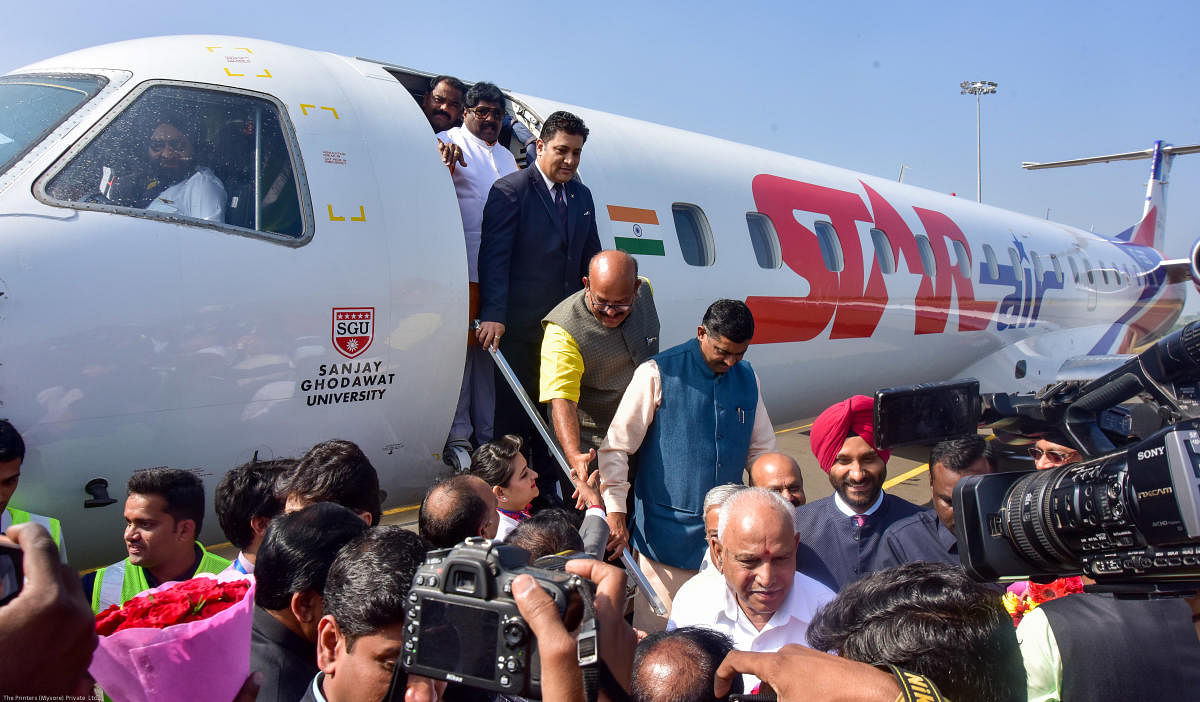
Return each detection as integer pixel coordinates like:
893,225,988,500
5,1,1199,261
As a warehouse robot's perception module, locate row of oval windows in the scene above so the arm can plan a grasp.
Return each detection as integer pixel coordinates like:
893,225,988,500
672,203,1141,290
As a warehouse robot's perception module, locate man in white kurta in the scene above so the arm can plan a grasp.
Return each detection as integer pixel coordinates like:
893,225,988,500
436,82,519,463
667,488,834,691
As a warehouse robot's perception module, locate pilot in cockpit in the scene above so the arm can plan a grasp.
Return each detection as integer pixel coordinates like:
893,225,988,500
139,114,227,223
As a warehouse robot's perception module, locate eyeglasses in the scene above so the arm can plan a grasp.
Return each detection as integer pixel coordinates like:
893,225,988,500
586,290,633,313
469,106,504,120
148,137,189,152
1028,447,1077,464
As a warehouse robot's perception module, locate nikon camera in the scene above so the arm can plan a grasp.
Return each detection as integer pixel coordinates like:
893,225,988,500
399,538,588,698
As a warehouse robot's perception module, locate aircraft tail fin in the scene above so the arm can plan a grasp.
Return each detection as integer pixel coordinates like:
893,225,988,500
1023,141,1200,251
1115,140,1167,249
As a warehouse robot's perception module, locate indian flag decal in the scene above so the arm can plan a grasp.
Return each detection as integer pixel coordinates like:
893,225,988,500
608,205,666,256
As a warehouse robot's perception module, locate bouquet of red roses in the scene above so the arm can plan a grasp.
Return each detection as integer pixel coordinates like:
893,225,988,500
89,573,255,702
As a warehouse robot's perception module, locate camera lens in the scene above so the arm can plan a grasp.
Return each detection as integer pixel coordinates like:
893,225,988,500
1003,467,1078,571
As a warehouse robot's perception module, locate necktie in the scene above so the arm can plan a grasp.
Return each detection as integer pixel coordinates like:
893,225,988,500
853,514,866,528
553,182,568,228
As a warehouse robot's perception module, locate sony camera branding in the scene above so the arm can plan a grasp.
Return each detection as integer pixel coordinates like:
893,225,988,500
1136,446,1166,462
1138,486,1174,500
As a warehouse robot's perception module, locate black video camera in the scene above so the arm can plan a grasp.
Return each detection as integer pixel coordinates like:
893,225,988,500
956,419,1200,590
874,321,1200,591
397,538,592,698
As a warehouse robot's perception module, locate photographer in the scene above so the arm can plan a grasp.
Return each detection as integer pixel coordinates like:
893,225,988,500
806,562,1025,702
0,522,96,697
509,556,637,702
1017,590,1200,701
712,646,935,702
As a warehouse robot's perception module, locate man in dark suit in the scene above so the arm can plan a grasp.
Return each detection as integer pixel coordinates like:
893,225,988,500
477,110,602,498
794,395,922,592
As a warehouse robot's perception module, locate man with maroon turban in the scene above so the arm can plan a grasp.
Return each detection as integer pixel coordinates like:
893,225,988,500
793,395,921,592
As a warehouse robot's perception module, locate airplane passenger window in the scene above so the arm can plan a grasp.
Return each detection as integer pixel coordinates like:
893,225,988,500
915,235,937,277
1049,254,1064,283
672,203,715,266
1007,247,1022,278
745,212,782,269
42,83,304,240
1068,256,1080,284
983,244,999,280
0,74,107,177
813,221,844,272
952,239,971,278
870,228,896,274
1031,251,1044,282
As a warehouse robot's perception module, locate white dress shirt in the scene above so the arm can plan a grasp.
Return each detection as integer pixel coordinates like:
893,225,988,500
833,490,884,517
667,570,834,690
495,510,520,541
436,126,519,282
146,167,227,222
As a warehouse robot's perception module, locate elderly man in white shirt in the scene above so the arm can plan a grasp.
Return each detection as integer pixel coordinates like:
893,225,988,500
435,81,520,465
667,487,834,691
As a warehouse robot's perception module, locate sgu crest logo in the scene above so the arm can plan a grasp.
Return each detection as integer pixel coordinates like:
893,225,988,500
333,307,374,359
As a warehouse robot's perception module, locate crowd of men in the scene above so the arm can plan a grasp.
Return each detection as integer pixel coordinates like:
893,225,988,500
1,74,1199,702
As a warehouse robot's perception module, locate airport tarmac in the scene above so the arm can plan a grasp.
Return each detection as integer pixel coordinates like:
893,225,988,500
210,419,941,563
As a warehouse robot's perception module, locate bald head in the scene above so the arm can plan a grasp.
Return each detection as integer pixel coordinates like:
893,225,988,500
749,452,805,507
418,474,498,547
584,250,641,328
632,627,738,702
587,249,638,282
717,487,795,542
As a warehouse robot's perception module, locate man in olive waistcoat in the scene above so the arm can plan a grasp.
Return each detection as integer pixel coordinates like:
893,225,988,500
540,250,660,502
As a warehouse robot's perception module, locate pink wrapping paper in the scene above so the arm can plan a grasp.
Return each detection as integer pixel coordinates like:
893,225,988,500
89,572,254,702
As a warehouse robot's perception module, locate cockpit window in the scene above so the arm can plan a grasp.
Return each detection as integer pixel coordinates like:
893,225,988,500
42,83,305,241
0,74,107,177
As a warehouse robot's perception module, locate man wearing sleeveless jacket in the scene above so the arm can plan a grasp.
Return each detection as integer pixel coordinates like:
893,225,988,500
598,299,777,630
540,250,659,500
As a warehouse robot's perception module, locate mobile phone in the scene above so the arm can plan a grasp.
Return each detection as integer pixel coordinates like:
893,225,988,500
0,540,23,605
874,378,981,450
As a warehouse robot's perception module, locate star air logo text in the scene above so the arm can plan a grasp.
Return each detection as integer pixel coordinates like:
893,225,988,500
332,307,374,359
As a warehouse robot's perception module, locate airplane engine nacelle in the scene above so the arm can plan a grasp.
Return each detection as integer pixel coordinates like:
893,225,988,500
1191,238,1200,293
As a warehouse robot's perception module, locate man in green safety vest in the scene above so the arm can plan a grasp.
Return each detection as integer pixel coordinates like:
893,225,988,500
83,467,229,613
0,420,66,562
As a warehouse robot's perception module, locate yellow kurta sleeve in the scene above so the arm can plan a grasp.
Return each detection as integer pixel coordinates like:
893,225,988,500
539,323,585,403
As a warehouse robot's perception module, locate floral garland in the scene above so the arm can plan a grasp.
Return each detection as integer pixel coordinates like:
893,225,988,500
1001,576,1084,626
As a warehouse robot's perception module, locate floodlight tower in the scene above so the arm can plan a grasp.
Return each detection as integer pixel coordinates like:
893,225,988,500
960,80,997,202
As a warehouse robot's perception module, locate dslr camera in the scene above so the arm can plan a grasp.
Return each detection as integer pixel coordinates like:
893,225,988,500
874,321,1200,592
398,538,593,698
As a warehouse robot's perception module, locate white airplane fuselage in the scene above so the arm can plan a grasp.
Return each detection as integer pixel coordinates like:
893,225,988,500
0,36,1184,567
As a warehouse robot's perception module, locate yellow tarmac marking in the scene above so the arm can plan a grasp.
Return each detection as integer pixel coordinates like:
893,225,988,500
383,504,419,517
883,463,929,489
774,422,813,435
